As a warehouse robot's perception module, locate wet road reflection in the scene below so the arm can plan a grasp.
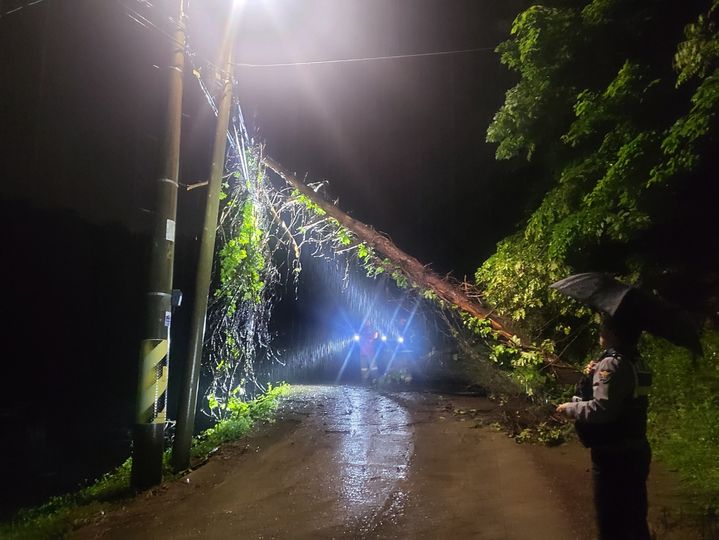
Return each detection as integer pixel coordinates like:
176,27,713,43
322,386,413,532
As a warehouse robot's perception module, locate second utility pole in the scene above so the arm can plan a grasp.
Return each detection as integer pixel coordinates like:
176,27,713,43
172,14,238,472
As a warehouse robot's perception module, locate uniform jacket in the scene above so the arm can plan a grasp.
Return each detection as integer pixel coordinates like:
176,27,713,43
563,349,651,448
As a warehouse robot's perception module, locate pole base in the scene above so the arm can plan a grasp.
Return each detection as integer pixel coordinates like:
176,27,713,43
131,423,165,490
171,437,192,474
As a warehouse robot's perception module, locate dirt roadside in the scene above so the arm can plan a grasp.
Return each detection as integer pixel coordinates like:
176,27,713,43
70,386,702,539
435,393,705,540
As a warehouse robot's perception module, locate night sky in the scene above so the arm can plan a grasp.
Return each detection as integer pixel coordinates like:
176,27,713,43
0,0,531,512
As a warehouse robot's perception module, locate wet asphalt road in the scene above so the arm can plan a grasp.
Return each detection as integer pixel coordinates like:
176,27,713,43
324,387,414,535
72,385,582,539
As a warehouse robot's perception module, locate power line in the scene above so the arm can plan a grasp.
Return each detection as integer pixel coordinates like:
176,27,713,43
0,0,159,18
121,2,496,73
119,0,184,47
3,0,496,72
0,0,44,18
233,47,496,69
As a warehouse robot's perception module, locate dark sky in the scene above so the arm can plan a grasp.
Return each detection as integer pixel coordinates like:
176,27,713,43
1,0,529,277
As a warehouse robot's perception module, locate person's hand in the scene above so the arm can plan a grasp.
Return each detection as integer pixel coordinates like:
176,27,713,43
584,360,598,374
555,403,572,418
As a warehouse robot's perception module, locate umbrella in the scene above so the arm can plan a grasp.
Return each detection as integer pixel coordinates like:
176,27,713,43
549,273,632,317
550,273,702,356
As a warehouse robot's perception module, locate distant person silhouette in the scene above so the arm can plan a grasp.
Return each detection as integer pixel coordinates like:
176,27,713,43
358,321,379,382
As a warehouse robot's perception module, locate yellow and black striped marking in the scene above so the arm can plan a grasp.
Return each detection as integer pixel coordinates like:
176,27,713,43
137,338,169,424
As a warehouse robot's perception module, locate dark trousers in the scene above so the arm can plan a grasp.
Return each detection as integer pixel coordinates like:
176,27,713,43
591,442,651,540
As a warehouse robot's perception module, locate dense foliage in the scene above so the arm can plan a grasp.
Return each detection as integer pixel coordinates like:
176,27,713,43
205,148,281,420
217,198,266,309
478,0,719,505
481,0,718,341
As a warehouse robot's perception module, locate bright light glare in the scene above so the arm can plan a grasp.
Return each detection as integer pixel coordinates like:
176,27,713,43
381,335,387,342
353,334,361,342
397,336,404,344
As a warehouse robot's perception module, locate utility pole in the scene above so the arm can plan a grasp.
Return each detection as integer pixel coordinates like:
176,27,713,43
132,0,186,490
172,13,238,473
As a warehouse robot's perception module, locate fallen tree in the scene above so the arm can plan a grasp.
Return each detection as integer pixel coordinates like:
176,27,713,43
262,156,577,379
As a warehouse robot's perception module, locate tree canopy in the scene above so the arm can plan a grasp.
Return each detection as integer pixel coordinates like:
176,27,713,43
479,0,719,346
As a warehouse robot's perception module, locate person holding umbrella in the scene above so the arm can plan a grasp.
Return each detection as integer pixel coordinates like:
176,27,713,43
552,273,701,540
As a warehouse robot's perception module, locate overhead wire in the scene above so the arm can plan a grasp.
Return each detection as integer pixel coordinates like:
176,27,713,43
117,0,186,49
0,0,45,18
5,0,497,69
129,0,503,75
233,46,496,69
5,0,496,80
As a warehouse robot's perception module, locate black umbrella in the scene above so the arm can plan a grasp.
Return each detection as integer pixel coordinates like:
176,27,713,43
550,273,702,356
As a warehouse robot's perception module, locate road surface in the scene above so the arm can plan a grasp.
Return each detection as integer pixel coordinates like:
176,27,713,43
71,386,697,539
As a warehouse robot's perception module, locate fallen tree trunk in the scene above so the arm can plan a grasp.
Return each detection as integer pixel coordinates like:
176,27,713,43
262,156,577,378
262,155,517,336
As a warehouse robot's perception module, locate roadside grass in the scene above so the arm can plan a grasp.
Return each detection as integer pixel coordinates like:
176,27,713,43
190,383,288,459
645,330,719,511
0,383,289,540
